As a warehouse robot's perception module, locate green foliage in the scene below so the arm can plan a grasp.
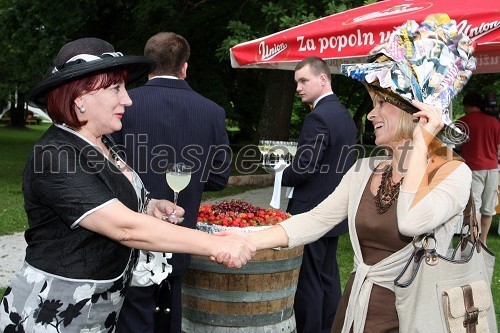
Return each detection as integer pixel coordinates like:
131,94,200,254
0,124,50,235
289,97,309,138
215,0,371,141
0,1,97,96
261,2,316,29
216,21,255,61
452,74,500,120
0,0,497,140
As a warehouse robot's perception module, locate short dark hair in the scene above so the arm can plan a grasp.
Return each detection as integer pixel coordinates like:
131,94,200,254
462,92,484,110
144,32,190,77
295,56,331,80
46,70,128,128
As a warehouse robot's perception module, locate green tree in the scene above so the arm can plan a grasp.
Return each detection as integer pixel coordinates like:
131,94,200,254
1,0,496,140
217,0,369,142
0,0,106,127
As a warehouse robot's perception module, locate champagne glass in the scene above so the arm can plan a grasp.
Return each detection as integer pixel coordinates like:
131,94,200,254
258,140,270,164
165,163,192,224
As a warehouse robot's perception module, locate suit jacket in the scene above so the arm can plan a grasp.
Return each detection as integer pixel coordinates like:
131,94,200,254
112,78,231,275
282,93,356,237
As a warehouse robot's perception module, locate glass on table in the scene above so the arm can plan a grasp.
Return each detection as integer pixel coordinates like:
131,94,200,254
258,140,272,164
287,141,298,161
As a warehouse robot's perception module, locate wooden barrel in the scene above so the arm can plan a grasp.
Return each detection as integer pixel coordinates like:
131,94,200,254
182,246,304,332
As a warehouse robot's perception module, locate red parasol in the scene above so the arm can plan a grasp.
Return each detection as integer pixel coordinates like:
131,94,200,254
230,0,500,74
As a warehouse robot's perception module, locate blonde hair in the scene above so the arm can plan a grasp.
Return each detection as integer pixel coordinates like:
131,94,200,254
393,107,417,141
371,92,417,142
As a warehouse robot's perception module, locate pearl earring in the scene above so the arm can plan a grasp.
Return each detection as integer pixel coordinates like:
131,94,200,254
77,105,86,113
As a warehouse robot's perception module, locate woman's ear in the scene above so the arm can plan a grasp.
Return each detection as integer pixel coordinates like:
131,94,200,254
73,97,86,113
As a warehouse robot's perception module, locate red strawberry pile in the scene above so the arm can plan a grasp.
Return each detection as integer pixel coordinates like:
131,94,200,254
198,199,291,228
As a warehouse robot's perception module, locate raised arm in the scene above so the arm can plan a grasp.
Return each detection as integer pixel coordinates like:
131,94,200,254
398,100,471,236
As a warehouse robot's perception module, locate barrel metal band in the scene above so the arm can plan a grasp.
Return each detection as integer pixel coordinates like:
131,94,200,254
189,256,302,274
182,306,294,327
182,284,297,302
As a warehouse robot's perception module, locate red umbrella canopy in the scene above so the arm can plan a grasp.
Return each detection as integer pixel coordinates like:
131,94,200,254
230,0,500,74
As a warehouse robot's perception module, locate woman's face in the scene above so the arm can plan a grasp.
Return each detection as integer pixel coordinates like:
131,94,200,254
79,80,132,136
367,94,404,147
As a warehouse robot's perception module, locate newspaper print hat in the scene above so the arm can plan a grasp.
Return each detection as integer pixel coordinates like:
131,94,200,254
342,14,476,144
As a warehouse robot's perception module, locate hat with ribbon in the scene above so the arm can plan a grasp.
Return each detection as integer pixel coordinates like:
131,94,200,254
341,13,476,144
28,37,155,108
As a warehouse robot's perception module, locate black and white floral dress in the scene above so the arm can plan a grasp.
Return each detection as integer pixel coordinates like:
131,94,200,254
0,125,146,332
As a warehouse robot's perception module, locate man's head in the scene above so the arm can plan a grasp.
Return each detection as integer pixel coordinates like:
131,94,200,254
145,32,190,78
294,57,332,104
462,92,484,114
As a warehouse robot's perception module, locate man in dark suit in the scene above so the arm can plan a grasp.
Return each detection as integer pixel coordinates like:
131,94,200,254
282,56,357,333
113,32,231,333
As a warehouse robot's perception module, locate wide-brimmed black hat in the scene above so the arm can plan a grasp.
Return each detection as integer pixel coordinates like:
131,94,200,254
27,37,155,108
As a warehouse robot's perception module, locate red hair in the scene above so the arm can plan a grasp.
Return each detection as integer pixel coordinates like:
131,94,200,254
46,69,128,128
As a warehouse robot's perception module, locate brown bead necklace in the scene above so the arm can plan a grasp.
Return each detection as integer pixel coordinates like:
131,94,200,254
375,165,404,214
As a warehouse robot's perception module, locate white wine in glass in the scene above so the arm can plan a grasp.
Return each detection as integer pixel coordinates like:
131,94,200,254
288,142,297,157
165,163,192,224
258,140,270,164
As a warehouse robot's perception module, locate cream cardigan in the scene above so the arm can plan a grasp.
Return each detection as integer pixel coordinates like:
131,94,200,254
279,156,471,333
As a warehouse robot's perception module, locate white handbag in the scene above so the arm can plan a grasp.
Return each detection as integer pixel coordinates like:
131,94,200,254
394,191,497,333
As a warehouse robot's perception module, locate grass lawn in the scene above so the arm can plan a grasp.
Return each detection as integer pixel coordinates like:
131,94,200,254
0,124,51,235
0,124,498,327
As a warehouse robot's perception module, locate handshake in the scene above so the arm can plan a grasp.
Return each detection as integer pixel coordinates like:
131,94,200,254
153,199,288,268
209,230,258,268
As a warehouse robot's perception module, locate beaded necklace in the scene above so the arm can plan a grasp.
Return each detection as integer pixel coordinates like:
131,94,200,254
374,165,404,214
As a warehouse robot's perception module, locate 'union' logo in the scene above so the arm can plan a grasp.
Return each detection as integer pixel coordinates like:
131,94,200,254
259,41,288,61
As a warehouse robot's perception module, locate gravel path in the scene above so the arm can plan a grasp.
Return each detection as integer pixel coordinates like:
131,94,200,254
0,186,289,288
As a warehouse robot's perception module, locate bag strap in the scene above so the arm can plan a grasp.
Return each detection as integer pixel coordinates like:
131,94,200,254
461,284,479,333
429,161,480,244
461,189,481,250
414,161,480,252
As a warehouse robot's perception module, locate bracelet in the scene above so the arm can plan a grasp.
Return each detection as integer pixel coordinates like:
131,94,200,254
142,197,153,214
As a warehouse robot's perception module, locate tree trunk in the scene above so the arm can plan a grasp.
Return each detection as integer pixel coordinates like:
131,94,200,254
10,92,26,128
256,70,296,141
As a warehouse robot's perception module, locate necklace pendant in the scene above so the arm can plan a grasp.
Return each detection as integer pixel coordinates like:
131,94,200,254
374,164,404,215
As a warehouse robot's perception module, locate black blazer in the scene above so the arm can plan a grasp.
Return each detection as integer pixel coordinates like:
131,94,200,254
112,78,231,275
282,93,357,237
24,125,139,279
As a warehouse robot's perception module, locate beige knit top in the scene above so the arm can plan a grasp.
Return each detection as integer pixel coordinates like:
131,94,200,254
279,156,471,333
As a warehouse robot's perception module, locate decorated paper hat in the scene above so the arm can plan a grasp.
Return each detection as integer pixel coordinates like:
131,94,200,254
341,14,476,144
28,38,155,108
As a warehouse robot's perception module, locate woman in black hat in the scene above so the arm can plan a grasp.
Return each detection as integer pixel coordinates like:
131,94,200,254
0,38,254,332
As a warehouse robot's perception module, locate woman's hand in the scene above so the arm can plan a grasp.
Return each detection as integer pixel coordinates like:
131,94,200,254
147,199,185,223
411,100,445,148
401,100,446,193
209,230,257,268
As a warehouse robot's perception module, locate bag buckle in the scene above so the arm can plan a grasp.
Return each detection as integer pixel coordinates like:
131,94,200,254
463,306,479,327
